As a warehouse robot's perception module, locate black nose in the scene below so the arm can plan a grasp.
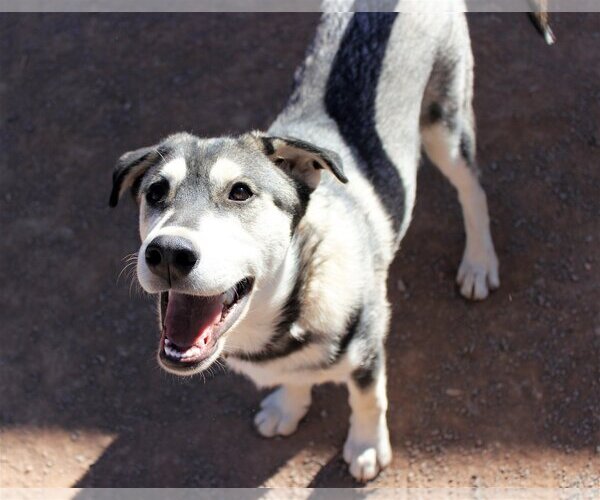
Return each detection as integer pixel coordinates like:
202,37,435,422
144,236,199,281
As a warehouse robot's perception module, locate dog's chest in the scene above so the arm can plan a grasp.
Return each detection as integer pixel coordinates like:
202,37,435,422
225,349,353,388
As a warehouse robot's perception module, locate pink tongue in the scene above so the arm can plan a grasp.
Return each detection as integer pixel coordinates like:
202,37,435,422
164,292,224,348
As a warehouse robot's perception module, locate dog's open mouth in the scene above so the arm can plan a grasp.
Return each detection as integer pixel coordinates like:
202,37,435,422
158,277,254,374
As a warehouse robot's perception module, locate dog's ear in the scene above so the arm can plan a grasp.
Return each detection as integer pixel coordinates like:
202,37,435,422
109,146,164,207
246,132,348,190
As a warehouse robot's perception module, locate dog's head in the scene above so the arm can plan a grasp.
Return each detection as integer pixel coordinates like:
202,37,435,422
110,132,346,375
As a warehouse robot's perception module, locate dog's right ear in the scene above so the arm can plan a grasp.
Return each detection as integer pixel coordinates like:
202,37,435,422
109,146,163,207
243,131,347,190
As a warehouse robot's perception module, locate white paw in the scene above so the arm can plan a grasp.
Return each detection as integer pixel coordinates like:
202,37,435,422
254,386,311,438
343,427,392,482
457,246,500,300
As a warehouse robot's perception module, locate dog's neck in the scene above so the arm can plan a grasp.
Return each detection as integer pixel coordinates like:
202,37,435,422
222,227,307,357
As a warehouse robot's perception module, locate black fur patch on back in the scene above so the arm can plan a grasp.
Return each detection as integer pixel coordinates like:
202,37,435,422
325,9,405,234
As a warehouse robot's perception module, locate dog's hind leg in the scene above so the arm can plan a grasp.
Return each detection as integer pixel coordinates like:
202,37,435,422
422,118,499,300
254,383,312,437
343,347,392,482
421,42,500,300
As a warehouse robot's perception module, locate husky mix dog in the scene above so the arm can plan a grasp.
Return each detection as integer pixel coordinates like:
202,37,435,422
110,1,500,481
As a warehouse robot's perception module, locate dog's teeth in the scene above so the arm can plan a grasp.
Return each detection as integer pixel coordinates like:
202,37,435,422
165,346,181,359
165,342,202,361
164,338,171,346
181,346,201,359
223,288,236,307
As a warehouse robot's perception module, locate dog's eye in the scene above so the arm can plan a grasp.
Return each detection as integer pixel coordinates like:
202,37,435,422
229,183,253,202
146,179,169,205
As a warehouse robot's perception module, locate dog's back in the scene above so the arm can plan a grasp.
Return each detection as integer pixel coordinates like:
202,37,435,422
271,5,473,246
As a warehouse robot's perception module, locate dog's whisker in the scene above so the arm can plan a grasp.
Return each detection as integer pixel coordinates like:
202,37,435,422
117,261,138,285
214,358,228,375
126,272,147,299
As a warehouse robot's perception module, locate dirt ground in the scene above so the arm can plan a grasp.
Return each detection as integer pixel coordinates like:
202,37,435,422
0,12,598,489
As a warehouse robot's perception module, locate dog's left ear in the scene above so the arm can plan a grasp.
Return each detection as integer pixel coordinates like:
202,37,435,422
247,133,348,189
109,145,163,207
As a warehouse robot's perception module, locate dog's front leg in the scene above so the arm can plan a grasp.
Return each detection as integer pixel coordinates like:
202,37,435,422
254,384,312,437
344,352,392,482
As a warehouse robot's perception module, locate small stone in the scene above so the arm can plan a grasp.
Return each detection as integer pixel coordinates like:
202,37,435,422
397,279,407,292
446,388,462,397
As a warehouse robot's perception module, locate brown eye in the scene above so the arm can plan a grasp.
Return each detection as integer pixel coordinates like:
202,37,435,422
229,182,253,202
146,179,169,206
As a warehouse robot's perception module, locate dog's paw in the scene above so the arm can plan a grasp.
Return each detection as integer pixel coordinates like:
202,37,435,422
254,386,311,438
457,246,500,300
343,427,392,482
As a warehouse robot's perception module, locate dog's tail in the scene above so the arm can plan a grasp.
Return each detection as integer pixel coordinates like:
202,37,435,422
528,0,556,45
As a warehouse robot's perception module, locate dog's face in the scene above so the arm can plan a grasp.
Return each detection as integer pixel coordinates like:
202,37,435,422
110,132,346,376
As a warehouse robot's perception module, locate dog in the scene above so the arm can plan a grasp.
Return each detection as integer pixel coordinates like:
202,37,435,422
110,1,503,481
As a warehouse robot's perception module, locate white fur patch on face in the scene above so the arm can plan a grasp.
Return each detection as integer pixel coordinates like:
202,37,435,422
159,157,187,186
136,208,175,291
209,158,243,186
139,206,173,243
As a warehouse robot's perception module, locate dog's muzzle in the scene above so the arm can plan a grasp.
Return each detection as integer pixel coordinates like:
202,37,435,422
157,277,254,374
